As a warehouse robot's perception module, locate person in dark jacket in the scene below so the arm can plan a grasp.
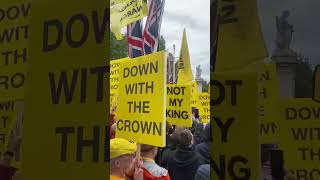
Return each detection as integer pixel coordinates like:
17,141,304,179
160,126,186,168
192,121,204,146
156,122,173,165
195,123,211,163
167,129,205,180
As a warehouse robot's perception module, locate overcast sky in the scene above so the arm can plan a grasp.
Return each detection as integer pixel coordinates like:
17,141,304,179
160,0,210,81
258,0,320,69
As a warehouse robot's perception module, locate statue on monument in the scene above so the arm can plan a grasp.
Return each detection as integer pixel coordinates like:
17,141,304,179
273,10,296,57
196,65,202,79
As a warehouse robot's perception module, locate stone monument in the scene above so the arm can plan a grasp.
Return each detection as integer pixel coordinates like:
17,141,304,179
272,10,298,98
195,65,204,93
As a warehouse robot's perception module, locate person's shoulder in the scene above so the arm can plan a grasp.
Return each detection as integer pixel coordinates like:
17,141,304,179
143,162,169,178
195,164,210,180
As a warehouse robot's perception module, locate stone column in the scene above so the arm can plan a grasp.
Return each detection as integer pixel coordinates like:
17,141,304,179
196,79,203,93
272,55,298,98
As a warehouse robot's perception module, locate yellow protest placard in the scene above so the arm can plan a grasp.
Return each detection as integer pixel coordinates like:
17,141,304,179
191,81,198,108
22,1,108,179
177,29,193,84
110,58,127,109
110,0,148,40
216,0,267,72
0,100,16,157
278,99,320,179
242,61,281,143
258,63,280,143
166,84,192,127
212,72,260,179
0,1,30,100
197,92,210,123
116,51,166,147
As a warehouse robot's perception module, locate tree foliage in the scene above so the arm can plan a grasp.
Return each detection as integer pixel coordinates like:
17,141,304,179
110,31,127,60
158,35,166,51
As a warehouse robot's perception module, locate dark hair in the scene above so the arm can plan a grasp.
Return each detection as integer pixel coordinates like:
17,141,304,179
4,151,14,157
179,129,193,147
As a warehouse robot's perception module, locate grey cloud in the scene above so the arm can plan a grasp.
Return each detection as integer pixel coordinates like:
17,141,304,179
163,10,209,31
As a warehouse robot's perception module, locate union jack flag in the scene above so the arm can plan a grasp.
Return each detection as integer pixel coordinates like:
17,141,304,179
143,0,165,55
127,20,144,58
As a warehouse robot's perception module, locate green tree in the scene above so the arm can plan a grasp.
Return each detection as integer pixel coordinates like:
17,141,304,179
110,31,128,60
158,35,166,51
295,53,313,98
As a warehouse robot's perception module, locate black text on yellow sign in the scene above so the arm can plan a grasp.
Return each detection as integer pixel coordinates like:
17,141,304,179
44,9,109,160
116,52,166,147
22,1,108,179
211,73,259,179
279,99,320,180
43,8,108,52
257,63,279,143
166,84,192,127
197,93,210,123
0,2,30,99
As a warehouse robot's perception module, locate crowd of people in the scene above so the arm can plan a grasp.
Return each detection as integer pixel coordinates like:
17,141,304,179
110,107,211,180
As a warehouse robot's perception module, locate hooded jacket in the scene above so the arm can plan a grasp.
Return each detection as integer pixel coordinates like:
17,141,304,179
167,145,205,180
195,123,211,163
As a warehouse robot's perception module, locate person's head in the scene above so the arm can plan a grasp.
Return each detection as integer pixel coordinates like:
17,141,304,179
170,126,185,149
1,151,14,165
140,144,158,159
110,138,137,176
179,129,193,148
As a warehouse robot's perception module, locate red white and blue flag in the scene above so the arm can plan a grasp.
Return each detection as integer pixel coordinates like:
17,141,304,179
143,0,165,55
127,20,144,58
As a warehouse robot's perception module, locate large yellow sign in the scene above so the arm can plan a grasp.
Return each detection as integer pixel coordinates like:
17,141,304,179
216,0,267,71
110,58,127,109
22,1,108,179
191,81,198,108
177,30,193,84
212,72,260,179
279,98,320,179
197,92,210,123
116,51,166,147
258,63,280,143
110,0,148,40
166,84,192,127
0,1,30,100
